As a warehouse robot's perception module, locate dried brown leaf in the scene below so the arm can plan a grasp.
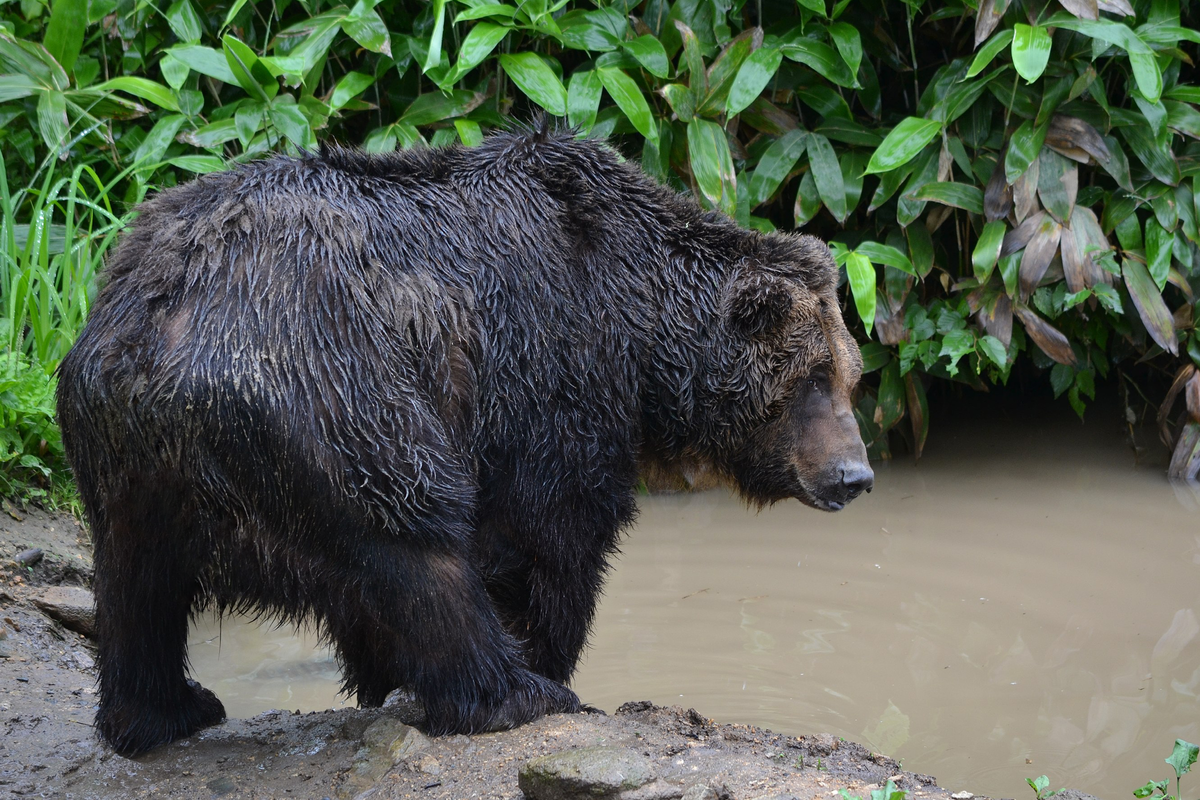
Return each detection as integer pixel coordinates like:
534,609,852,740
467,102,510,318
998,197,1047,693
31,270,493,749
1160,364,1198,444
1070,206,1113,287
1045,115,1110,164
1002,209,1048,257
1013,157,1040,223
1168,422,1200,482
1096,0,1134,15
1013,304,1078,365
1059,224,1088,293
985,154,1012,222
978,292,1014,347
1019,215,1062,299
1057,0,1098,20
1123,258,1179,356
974,0,1012,46
1188,373,1200,424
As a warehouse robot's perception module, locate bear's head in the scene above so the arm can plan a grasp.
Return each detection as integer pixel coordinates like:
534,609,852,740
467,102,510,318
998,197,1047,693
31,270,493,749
720,234,873,511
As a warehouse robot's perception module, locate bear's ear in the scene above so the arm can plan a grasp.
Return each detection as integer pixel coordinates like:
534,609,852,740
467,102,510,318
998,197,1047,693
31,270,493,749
728,273,797,339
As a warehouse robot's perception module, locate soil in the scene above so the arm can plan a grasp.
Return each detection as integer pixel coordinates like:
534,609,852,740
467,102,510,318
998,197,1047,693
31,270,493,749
0,507,975,800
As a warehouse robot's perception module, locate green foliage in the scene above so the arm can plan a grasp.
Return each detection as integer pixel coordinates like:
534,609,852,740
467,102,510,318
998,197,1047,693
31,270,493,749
1026,775,1062,800
1,0,1200,496
1132,739,1199,800
841,778,906,800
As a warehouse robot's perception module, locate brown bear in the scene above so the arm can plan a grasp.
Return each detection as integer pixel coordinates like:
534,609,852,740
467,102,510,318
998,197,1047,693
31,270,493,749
56,126,873,757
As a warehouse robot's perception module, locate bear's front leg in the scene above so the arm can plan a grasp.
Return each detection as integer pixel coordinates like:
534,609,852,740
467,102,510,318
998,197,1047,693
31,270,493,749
479,479,635,684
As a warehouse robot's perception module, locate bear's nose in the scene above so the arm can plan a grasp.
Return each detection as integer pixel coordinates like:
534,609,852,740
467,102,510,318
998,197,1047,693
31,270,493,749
840,463,874,498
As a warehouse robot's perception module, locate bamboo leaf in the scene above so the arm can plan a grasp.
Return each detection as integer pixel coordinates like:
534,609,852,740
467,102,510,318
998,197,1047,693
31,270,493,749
1012,24,1052,83
43,0,87,73
877,360,905,431
1123,257,1178,354
967,29,1014,78
93,77,181,111
912,181,984,214
452,21,508,78
973,220,1007,281
597,67,655,139
499,52,567,116
568,69,603,131
807,132,847,222
1014,303,1078,364
687,118,737,216
856,241,918,277
749,129,806,206
864,117,943,175
622,35,670,79
1019,214,1063,299
845,251,876,335
727,46,782,117
1145,218,1173,289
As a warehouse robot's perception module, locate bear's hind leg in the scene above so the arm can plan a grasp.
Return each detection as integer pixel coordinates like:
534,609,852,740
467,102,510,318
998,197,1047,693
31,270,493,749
325,539,581,734
91,476,225,756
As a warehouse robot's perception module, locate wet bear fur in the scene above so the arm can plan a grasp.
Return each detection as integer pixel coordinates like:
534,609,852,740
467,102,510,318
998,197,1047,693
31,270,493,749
56,126,864,757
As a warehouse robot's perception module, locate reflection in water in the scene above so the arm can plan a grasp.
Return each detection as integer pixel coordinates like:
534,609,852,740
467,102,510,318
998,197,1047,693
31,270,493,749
188,404,1199,799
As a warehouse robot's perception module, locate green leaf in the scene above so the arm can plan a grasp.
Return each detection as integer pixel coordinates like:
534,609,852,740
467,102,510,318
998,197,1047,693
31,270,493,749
1006,118,1048,183
222,35,276,101
454,118,483,146
973,220,1006,281
165,0,204,44
1145,218,1172,290
659,83,695,122
168,154,228,173
0,74,38,103
1123,258,1178,354
597,67,655,139
421,0,447,71
864,117,943,175
220,0,251,30
330,71,375,110
967,29,1014,78
794,170,821,227
35,90,68,155
749,129,806,206
622,35,670,79
688,118,737,216
845,251,876,335
727,46,782,118
133,113,184,164
860,342,891,373
780,36,856,87
1120,124,1180,186
568,70,603,132
912,182,984,214
1011,24,1052,83
268,101,314,149
343,4,392,56
93,76,181,111
856,241,917,277
499,52,567,117
43,0,87,73
876,359,905,431
828,21,862,77
454,3,517,22
452,21,508,79
807,132,846,222
939,329,976,377
234,101,264,146
979,334,1007,367
1046,14,1162,102
398,89,480,125
166,45,237,84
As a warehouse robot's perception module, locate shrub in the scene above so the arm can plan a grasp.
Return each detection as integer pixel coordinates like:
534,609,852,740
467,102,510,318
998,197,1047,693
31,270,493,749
1,0,1198,487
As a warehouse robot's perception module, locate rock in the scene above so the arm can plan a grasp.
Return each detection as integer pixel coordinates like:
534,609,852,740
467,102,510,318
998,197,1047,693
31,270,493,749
519,746,659,799
206,776,236,795
950,793,973,800
1051,791,1102,800
338,717,433,799
31,586,96,637
14,548,43,566
388,726,432,762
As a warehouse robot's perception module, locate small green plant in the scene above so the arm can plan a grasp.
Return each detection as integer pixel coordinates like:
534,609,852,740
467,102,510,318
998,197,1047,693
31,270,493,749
1027,775,1063,800
1134,740,1200,800
840,778,906,800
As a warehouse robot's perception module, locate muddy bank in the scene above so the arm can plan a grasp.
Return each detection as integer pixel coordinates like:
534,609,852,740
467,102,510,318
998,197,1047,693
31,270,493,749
1,507,974,800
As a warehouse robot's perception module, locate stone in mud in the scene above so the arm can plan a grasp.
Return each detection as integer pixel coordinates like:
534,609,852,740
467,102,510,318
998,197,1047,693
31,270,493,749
14,547,44,566
31,586,95,637
340,717,436,798
519,746,658,798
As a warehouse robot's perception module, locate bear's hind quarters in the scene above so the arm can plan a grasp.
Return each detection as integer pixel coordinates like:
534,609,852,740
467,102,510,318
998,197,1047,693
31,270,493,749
96,679,227,758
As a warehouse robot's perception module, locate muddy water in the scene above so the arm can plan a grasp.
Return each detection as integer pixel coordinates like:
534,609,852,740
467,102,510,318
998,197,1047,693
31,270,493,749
188,401,1200,800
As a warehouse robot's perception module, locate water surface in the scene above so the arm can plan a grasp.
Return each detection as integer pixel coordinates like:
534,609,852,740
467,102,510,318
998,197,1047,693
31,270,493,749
189,401,1200,799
